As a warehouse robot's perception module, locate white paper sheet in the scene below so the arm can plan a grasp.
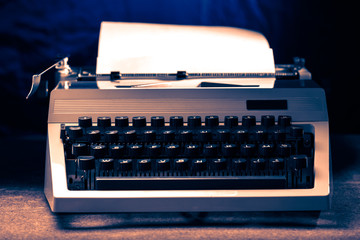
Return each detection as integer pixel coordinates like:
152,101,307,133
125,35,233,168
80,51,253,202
96,22,275,88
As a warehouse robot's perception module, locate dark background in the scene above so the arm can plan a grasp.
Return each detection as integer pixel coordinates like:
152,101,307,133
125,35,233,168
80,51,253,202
0,0,355,136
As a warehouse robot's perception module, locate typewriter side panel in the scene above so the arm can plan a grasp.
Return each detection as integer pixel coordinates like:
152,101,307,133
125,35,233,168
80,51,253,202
46,87,330,213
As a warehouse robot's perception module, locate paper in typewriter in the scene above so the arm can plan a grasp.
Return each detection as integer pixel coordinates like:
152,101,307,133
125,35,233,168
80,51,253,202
96,22,275,89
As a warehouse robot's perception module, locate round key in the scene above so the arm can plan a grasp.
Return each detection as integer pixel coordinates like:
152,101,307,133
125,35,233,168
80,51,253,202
151,116,165,128
115,116,129,127
87,129,101,142
68,126,83,140
250,158,266,171
146,144,162,157
192,159,207,172
137,159,152,172
180,130,193,142
255,130,267,142
278,115,292,128
240,144,256,157
124,130,137,142
203,144,219,157
217,129,230,142
259,144,274,157
224,116,238,128
156,159,170,171
90,144,107,158
109,144,125,158
199,129,212,142
164,144,180,157
273,129,286,142
78,116,92,128
290,155,308,170
261,115,275,128
118,159,132,172
170,116,183,127
143,130,156,142
162,130,175,142
174,158,189,171
127,144,143,158
235,130,248,142
211,158,227,171
187,116,201,128
72,143,88,157
77,156,95,170
99,158,114,171
290,126,304,138
205,115,219,127
232,158,247,171
222,143,238,157
242,115,256,128
278,143,292,157
184,144,200,156
132,116,146,128
104,130,118,143
97,116,111,128
270,158,284,170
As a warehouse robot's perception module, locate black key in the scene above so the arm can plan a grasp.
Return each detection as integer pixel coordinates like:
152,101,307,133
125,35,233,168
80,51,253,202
137,159,152,172
109,144,125,158
99,158,114,171
180,130,193,142
273,129,286,142
289,155,308,170
224,116,238,128
210,158,227,171
242,115,256,128
162,130,175,142
205,115,219,127
87,129,101,143
240,144,256,158
270,158,284,170
72,143,88,157
203,144,219,157
255,130,267,142
278,115,291,128
250,158,266,171
146,144,162,157
170,116,183,127
77,156,95,170
222,143,238,157
118,159,132,172
199,129,212,142
174,158,189,171
217,129,230,142
259,144,274,157
68,126,83,140
235,130,248,142
278,143,292,157
124,130,137,142
90,144,107,158
127,144,143,158
188,116,201,128
97,116,111,128
78,116,92,128
151,116,165,128
232,158,247,171
143,130,156,142
115,116,129,127
164,144,180,157
132,116,146,128
261,115,275,128
290,126,304,138
184,144,200,157
156,159,170,171
104,130,119,143
191,159,207,172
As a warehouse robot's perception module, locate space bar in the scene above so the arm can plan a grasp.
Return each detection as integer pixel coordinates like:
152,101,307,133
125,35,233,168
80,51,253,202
95,176,286,190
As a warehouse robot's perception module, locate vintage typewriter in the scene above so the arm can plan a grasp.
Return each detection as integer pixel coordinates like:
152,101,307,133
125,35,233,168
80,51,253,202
28,22,331,213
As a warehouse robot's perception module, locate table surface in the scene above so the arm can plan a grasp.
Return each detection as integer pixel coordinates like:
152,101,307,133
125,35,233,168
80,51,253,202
1,134,359,239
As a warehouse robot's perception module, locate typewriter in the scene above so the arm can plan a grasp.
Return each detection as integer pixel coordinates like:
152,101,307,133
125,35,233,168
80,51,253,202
28,22,331,213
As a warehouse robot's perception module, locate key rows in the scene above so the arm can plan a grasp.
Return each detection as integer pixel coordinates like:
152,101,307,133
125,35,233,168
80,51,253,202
76,155,309,175
75,115,293,129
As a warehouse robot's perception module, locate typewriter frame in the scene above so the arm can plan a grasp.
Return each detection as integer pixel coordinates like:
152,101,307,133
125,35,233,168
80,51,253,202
44,85,330,213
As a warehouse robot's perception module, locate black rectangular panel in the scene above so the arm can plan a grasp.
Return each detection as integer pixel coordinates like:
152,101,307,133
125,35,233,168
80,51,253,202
246,100,288,110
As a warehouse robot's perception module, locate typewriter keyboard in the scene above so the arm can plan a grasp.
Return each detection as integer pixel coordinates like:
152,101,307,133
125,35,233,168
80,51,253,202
61,115,314,190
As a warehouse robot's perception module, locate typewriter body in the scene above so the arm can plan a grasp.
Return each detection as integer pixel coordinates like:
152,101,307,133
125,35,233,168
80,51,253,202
31,22,330,213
